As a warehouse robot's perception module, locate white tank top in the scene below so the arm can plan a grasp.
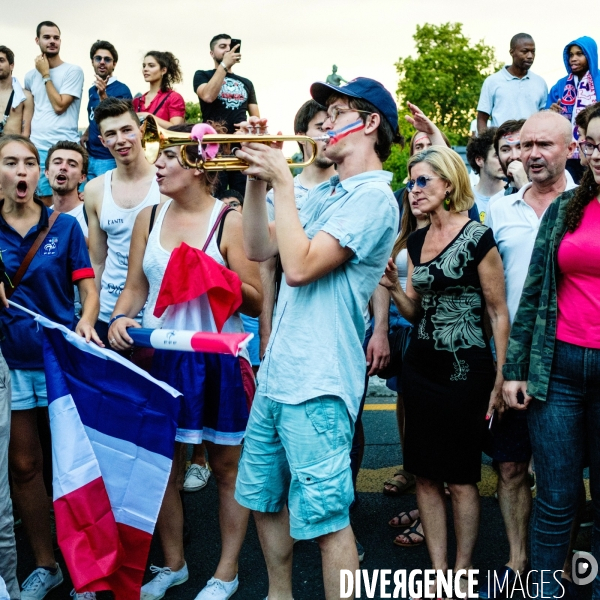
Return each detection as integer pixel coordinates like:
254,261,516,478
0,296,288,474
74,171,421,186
142,199,249,362
99,169,160,323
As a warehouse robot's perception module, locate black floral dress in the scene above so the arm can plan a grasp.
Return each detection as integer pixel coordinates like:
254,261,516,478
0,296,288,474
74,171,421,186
402,221,496,484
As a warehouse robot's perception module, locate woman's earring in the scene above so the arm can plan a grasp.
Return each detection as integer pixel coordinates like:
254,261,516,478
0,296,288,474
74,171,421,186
444,190,451,211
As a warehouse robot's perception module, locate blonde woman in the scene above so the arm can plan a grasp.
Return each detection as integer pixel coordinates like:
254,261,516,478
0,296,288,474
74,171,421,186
380,146,509,593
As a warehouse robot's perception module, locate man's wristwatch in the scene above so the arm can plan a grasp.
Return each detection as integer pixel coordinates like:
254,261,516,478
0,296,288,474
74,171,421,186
42,76,51,84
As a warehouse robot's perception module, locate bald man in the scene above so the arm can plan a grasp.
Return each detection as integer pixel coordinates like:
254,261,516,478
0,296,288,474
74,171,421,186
477,33,548,134
480,110,576,598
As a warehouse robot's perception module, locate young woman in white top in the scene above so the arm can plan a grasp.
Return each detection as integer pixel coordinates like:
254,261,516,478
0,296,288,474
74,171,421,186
108,124,262,600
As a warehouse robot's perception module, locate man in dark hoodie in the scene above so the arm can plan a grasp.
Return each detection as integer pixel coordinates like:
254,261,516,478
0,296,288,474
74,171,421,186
548,36,600,182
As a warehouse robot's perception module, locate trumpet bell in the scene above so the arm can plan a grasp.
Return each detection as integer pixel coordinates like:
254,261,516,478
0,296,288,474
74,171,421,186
140,115,318,171
141,115,192,165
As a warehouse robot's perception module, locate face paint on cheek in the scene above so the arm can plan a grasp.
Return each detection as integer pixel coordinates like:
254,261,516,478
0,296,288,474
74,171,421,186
326,119,366,145
104,138,117,148
126,133,138,141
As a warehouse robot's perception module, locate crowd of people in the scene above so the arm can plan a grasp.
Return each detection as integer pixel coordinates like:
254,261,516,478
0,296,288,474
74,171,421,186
0,20,598,600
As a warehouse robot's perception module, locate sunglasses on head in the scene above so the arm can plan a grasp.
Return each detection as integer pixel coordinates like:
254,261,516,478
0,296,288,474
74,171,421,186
406,175,439,192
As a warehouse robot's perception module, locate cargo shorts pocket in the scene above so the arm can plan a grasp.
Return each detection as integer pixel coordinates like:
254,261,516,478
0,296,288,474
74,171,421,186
294,448,353,525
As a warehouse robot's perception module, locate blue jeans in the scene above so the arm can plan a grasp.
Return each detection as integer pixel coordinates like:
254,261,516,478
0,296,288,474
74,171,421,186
528,340,600,598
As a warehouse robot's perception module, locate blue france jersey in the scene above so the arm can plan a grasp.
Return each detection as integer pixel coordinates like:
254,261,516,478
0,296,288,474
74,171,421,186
0,202,94,369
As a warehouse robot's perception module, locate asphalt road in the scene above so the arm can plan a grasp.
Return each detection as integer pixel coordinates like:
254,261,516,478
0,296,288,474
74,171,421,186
15,378,592,600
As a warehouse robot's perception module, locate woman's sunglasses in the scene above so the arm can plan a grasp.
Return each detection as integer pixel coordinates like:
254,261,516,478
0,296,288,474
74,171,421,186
406,175,440,192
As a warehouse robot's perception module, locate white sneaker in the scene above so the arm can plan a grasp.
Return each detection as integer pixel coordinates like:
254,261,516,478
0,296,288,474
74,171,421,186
183,464,211,492
141,564,189,600
194,575,238,599
70,590,96,599
21,566,64,599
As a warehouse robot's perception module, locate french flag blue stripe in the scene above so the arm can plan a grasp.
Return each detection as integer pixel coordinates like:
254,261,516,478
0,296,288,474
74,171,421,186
44,327,181,460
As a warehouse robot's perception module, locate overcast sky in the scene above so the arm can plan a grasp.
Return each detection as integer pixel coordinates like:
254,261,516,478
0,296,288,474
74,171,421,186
3,0,600,132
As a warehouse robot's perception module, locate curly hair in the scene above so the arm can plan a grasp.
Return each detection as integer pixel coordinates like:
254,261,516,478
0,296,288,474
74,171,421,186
466,127,498,175
565,104,600,232
145,51,183,92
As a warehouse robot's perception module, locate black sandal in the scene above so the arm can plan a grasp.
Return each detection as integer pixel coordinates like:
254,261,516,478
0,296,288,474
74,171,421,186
393,517,425,547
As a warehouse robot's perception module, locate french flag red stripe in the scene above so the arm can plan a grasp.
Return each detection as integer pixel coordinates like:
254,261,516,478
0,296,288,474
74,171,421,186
55,478,151,598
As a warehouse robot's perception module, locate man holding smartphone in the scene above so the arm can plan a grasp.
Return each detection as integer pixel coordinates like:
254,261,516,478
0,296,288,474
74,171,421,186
193,33,259,196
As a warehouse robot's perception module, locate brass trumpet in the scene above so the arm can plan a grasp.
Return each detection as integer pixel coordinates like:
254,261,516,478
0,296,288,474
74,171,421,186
140,115,319,171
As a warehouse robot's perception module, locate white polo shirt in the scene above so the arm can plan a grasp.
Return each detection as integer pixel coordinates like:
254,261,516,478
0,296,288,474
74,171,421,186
486,177,577,323
477,66,548,128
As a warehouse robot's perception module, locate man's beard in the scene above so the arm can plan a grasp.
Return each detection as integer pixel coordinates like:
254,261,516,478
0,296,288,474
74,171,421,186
51,181,77,195
0,71,10,81
314,155,334,170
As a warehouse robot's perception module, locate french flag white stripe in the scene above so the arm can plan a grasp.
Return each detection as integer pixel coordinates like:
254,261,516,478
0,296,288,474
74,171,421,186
84,427,171,534
149,329,195,350
49,393,172,534
49,394,101,501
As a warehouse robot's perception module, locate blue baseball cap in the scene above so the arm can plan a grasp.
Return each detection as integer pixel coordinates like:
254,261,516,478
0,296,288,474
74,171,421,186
310,77,399,133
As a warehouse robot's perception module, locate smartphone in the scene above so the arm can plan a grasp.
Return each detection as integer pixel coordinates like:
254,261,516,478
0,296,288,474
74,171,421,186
230,39,241,53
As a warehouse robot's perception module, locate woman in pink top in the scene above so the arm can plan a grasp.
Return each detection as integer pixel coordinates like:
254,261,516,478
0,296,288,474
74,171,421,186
133,51,186,129
503,103,600,599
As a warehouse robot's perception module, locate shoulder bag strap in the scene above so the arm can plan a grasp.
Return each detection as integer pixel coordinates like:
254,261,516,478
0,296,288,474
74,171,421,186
4,90,14,118
6,211,60,299
202,205,233,253
152,91,172,116
148,203,159,235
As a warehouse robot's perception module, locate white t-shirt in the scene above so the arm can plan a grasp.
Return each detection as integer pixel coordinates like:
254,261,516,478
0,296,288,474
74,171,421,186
65,203,88,237
25,63,84,151
486,178,577,322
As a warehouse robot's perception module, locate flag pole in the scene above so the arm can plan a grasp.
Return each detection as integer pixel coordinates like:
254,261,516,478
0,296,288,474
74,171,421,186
7,299,41,319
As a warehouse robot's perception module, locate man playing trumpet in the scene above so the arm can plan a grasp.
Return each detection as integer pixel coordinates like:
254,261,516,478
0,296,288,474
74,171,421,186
234,78,400,600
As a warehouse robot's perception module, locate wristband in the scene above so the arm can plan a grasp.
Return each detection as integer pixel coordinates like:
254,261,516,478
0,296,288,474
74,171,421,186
220,63,229,73
108,314,126,328
42,76,51,84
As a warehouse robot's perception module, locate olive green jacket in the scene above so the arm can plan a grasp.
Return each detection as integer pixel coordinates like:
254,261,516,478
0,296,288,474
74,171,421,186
502,189,575,401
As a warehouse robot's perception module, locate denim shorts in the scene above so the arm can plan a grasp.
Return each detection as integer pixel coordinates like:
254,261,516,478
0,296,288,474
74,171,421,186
10,369,47,410
87,156,117,181
235,394,354,540
36,150,52,197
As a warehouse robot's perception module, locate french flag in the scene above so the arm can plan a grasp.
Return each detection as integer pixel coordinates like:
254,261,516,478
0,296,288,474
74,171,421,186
40,315,182,599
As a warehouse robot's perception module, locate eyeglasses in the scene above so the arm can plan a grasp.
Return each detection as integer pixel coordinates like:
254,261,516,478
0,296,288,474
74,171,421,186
406,175,440,192
325,106,372,124
93,56,113,64
579,141,600,157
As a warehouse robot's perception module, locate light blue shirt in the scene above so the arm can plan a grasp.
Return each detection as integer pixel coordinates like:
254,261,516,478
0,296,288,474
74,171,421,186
258,170,399,420
477,66,548,127
266,174,309,221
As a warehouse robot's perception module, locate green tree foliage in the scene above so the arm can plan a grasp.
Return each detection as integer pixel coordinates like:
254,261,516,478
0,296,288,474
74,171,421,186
185,102,202,123
396,22,499,145
384,22,499,188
